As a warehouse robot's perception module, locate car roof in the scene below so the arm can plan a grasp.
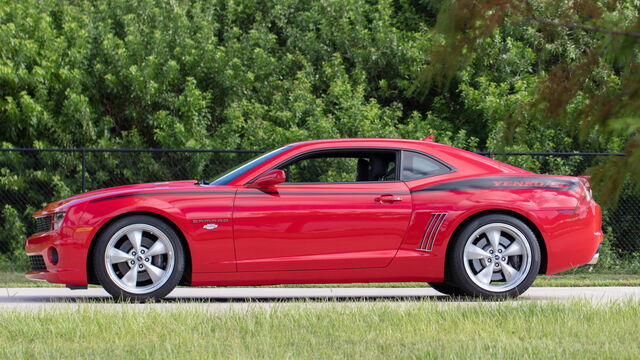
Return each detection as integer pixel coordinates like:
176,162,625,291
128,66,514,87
286,138,530,175
287,138,467,157
289,138,445,149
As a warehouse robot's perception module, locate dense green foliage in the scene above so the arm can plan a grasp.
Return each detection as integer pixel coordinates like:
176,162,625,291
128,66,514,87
5,0,631,154
0,0,638,266
0,0,475,150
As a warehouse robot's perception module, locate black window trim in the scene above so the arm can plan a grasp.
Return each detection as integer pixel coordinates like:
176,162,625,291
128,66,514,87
399,149,455,181
248,146,456,185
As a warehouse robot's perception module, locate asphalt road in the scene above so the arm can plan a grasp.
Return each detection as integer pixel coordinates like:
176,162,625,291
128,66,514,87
1,286,639,311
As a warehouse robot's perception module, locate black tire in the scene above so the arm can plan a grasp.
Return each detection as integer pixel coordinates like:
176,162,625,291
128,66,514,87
93,215,185,301
427,282,467,296
448,214,541,299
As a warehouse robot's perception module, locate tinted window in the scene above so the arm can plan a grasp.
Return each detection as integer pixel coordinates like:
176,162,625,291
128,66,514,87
279,150,397,183
401,151,450,181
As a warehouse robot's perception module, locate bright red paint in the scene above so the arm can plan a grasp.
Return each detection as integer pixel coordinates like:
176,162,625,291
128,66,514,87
249,169,286,188
24,139,603,287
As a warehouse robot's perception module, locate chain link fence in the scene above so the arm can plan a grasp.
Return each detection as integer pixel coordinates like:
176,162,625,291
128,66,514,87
1,148,638,272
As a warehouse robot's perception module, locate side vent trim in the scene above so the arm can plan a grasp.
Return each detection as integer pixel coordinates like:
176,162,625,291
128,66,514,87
417,212,448,251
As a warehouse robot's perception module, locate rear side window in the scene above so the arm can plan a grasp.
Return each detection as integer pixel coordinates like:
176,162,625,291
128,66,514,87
401,151,451,181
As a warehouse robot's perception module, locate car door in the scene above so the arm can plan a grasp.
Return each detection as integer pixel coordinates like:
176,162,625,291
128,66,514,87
232,148,413,271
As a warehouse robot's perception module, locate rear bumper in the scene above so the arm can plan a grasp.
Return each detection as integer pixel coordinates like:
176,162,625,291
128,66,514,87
543,202,604,275
587,243,603,265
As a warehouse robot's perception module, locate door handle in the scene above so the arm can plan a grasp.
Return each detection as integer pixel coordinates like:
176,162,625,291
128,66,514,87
374,194,403,204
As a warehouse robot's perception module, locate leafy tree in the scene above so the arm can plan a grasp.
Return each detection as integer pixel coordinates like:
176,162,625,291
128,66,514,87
421,0,639,201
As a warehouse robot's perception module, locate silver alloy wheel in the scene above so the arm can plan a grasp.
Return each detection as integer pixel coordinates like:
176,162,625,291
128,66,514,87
104,224,175,294
462,223,532,292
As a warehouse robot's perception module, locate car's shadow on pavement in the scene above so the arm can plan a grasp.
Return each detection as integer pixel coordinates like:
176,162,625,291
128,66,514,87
162,295,462,303
1,294,487,304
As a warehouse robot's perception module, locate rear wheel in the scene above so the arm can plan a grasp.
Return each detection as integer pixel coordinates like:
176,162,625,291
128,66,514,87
94,215,184,301
448,214,541,298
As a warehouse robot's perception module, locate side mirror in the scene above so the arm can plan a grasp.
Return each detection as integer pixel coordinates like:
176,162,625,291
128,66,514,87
249,169,286,188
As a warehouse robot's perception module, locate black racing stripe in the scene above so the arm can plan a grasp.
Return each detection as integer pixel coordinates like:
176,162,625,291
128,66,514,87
92,190,409,201
240,191,409,196
412,176,580,193
91,191,237,202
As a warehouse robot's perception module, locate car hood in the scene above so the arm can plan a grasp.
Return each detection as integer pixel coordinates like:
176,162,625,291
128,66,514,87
35,180,211,214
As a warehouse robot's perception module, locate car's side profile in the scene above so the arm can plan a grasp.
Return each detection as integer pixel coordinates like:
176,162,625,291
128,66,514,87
25,138,603,300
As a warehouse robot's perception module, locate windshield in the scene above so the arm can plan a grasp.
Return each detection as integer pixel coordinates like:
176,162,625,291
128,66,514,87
210,146,292,185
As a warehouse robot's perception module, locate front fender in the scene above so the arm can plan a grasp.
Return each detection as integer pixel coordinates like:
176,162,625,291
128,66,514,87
80,192,236,276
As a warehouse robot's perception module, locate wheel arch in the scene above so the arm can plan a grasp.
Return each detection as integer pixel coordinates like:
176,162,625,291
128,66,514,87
86,211,193,286
444,209,547,277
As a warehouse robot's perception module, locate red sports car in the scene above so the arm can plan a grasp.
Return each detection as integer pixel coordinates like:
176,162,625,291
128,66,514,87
25,138,603,300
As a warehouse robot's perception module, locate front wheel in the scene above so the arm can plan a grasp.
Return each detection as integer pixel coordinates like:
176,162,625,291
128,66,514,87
94,215,185,301
448,214,541,298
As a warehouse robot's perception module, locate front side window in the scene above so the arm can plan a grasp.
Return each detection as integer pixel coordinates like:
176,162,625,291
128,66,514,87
400,151,451,181
279,149,398,183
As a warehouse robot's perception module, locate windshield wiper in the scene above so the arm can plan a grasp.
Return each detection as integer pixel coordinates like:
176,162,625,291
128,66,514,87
195,179,210,186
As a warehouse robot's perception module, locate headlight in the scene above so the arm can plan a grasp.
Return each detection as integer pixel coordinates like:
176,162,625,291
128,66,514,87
52,212,66,230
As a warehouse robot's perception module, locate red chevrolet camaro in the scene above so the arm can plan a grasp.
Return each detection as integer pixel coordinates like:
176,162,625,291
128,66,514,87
25,138,603,300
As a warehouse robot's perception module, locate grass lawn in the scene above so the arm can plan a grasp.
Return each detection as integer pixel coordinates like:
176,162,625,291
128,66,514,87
2,271,640,288
1,301,639,359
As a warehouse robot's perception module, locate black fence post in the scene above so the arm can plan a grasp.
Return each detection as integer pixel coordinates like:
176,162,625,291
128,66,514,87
81,148,86,193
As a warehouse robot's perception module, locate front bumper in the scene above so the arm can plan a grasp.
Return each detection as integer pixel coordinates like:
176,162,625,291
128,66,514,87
24,229,89,285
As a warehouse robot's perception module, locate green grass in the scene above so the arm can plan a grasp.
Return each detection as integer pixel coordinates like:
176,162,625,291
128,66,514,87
0,272,66,287
3,271,640,288
533,273,640,287
1,301,639,359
